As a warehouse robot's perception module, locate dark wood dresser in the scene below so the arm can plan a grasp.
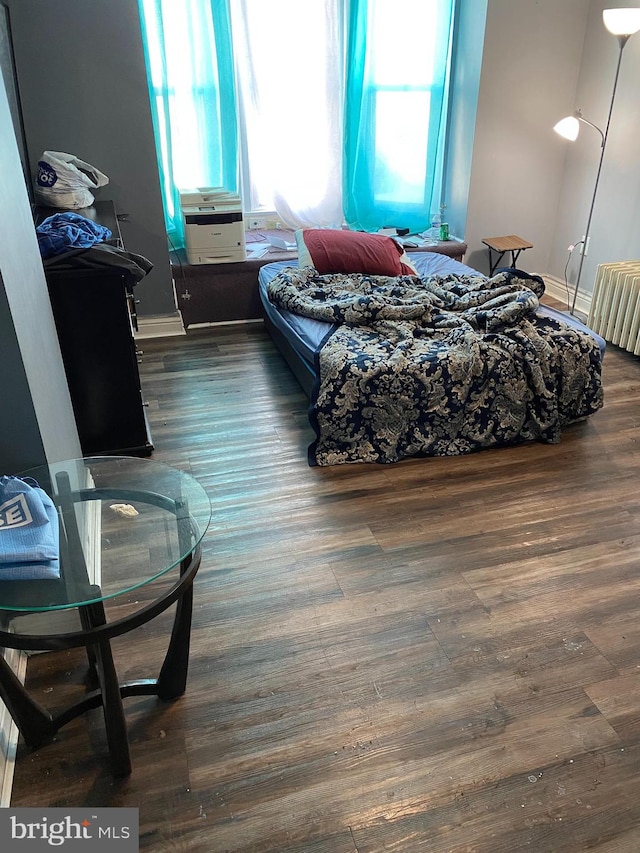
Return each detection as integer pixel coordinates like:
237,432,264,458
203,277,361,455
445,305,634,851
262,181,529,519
36,200,153,456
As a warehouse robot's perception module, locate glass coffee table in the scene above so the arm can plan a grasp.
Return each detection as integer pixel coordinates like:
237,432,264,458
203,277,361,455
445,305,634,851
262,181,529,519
0,457,211,777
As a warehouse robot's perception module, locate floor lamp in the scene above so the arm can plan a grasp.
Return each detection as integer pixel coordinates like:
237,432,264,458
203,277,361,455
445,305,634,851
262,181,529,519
554,7,640,316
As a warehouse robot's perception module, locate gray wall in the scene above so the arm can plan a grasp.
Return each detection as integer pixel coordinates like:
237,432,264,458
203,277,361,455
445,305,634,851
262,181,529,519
0,71,81,472
0,279,45,470
5,0,176,318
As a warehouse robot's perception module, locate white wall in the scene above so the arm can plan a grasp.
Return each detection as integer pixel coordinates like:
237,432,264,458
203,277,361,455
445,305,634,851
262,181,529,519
462,0,590,277
0,65,81,808
551,0,640,297
463,0,640,308
0,72,81,471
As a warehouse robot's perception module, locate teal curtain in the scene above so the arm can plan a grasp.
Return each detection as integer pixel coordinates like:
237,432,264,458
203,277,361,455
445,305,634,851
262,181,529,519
343,0,454,233
138,0,238,249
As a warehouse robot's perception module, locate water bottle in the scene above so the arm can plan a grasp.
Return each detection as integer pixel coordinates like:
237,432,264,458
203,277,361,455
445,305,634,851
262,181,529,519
430,211,441,242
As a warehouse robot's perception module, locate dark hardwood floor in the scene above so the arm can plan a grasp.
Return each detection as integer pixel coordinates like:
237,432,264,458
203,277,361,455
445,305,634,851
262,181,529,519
9,314,640,852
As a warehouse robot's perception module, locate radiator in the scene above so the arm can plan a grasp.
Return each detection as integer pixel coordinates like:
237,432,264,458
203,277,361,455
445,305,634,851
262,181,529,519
588,260,640,354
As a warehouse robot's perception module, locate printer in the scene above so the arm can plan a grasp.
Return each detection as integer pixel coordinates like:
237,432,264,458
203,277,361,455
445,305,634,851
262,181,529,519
179,188,246,264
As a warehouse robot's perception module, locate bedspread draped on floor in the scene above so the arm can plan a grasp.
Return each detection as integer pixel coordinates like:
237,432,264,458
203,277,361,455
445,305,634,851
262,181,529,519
267,267,604,465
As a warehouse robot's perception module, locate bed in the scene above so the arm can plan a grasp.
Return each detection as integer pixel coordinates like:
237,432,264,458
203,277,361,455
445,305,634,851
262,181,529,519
258,236,605,466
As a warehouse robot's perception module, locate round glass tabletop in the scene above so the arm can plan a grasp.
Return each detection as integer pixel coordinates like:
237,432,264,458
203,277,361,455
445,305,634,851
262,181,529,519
0,456,212,613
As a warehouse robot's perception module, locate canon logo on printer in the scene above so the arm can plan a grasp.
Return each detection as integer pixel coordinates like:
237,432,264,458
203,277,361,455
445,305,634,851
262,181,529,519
37,161,58,187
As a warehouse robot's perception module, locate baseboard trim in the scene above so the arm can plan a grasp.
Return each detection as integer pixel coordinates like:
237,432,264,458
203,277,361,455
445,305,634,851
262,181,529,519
135,312,185,339
542,275,592,319
188,318,263,330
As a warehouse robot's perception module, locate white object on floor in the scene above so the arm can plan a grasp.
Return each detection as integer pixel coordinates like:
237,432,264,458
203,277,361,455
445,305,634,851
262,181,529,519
110,503,139,518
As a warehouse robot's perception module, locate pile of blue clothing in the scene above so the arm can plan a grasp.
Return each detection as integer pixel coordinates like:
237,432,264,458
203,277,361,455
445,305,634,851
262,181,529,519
36,212,112,260
0,477,60,580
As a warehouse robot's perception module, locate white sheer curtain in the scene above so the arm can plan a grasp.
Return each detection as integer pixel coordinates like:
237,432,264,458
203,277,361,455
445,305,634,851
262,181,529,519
230,0,345,229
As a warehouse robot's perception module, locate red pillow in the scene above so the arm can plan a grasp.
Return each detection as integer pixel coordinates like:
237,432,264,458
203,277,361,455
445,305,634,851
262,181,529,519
295,229,418,276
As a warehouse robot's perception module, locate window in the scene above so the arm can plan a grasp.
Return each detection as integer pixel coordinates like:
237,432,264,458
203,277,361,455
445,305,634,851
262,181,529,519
343,0,454,232
369,2,441,204
139,0,238,238
138,0,454,245
230,0,345,227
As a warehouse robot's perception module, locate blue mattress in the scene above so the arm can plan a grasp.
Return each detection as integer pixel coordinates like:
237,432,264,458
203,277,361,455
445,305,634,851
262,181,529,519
258,252,606,367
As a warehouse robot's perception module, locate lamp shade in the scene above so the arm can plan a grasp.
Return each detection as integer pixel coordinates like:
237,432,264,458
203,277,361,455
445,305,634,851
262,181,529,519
554,115,580,141
603,8,640,35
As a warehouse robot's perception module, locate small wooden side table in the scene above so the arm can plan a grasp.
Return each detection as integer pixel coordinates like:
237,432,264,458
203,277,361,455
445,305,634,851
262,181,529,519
482,235,533,275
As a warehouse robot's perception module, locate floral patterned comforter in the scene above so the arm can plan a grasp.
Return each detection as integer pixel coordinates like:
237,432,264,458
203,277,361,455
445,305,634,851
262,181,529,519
267,266,604,465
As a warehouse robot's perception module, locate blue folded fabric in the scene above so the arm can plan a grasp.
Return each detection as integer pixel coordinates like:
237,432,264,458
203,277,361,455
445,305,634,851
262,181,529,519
36,212,112,260
0,477,60,579
0,560,60,580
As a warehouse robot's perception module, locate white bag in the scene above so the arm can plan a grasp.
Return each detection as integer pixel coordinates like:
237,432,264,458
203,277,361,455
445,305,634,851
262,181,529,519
35,150,109,209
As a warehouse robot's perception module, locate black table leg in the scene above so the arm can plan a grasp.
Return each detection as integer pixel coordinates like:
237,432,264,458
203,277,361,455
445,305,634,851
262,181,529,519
488,248,506,276
84,599,132,777
156,575,194,700
155,503,199,700
0,654,57,747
